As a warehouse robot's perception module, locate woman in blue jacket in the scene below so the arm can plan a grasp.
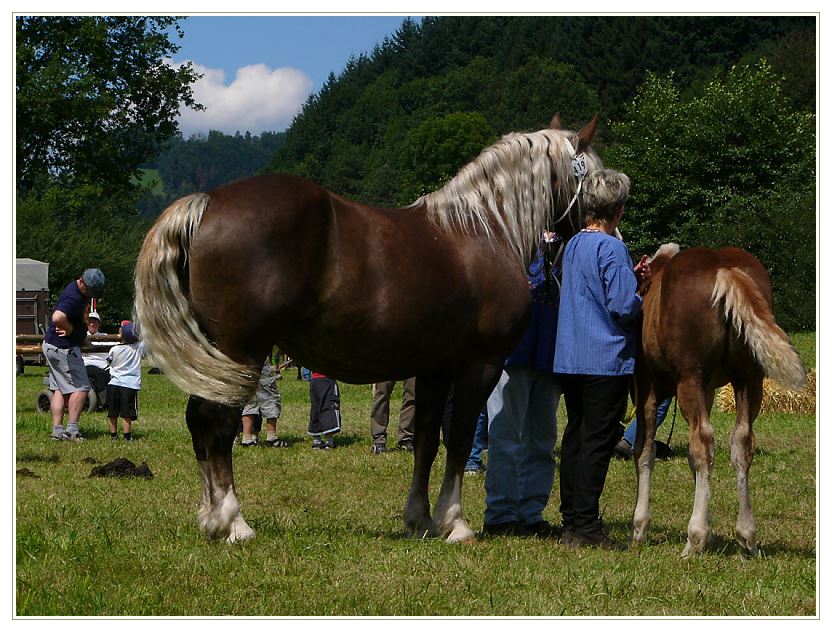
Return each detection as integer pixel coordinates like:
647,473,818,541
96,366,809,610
554,169,650,550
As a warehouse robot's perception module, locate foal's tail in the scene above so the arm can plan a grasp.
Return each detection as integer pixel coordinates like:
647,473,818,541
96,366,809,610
712,268,807,391
134,193,258,406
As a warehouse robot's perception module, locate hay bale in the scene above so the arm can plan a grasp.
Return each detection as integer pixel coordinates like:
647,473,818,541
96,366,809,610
717,368,815,414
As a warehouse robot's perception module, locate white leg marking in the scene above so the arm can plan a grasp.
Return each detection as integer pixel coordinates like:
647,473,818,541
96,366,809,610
433,470,475,543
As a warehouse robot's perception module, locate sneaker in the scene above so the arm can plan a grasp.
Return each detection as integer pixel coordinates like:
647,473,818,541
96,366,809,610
240,439,258,448
51,430,70,442
568,526,627,551
371,444,388,454
265,438,290,448
522,520,562,539
311,438,325,449
66,432,84,443
464,466,484,476
123,435,135,442
481,521,531,537
613,439,632,460
395,441,414,453
322,438,335,450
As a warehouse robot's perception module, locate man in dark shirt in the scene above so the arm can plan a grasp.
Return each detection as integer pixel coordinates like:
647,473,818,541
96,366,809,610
42,268,105,441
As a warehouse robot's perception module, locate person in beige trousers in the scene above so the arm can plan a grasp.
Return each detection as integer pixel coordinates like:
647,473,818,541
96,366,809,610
369,378,416,453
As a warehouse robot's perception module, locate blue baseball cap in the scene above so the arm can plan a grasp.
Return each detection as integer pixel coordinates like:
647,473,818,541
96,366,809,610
81,268,106,298
121,321,139,344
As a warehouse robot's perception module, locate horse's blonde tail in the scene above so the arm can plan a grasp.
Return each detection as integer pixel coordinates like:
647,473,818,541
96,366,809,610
134,193,258,406
712,268,807,391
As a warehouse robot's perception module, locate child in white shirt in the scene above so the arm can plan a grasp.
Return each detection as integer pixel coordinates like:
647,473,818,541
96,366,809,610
106,321,144,441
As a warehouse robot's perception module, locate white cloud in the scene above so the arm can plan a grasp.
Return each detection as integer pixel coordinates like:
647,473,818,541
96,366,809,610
173,61,314,136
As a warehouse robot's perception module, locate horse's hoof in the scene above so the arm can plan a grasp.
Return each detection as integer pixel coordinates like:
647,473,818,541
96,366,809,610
738,541,760,558
404,523,434,540
444,520,476,543
226,521,256,543
681,540,705,557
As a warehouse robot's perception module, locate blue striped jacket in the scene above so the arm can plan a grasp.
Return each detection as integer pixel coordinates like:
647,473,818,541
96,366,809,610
554,230,642,376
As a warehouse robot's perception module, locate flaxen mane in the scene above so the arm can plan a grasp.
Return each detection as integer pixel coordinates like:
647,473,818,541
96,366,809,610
415,129,603,263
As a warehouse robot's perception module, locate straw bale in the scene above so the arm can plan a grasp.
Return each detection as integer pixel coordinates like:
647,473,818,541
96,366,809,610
717,368,815,414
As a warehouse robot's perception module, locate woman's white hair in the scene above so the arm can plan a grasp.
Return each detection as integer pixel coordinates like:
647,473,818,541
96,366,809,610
580,168,630,224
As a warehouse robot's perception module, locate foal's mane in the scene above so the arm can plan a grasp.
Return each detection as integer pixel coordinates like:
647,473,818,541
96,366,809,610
413,128,603,263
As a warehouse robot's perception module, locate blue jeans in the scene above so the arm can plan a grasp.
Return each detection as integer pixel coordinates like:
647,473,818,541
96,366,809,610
622,397,672,448
465,409,488,470
484,365,560,527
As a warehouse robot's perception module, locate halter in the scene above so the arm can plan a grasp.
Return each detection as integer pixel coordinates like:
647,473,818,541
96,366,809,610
551,135,589,234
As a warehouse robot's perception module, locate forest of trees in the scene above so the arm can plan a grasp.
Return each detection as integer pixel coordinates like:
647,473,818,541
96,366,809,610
136,131,285,217
16,15,816,329
263,15,815,330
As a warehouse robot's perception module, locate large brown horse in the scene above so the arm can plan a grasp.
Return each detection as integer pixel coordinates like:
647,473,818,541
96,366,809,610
134,114,603,543
630,244,806,556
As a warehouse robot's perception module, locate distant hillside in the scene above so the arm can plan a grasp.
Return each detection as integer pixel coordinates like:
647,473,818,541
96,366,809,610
138,130,285,217
265,15,813,208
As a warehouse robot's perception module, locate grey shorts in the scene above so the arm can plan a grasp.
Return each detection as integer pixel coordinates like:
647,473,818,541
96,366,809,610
42,342,90,394
242,364,282,419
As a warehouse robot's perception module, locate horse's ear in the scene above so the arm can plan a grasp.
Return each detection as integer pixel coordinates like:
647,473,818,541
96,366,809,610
577,115,599,152
549,113,562,129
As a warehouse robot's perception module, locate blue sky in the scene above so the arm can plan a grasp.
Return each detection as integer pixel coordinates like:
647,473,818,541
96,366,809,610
167,15,418,137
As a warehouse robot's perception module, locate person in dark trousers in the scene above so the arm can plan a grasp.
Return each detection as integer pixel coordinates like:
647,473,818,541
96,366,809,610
554,169,651,550
42,268,106,441
308,372,341,449
83,310,110,404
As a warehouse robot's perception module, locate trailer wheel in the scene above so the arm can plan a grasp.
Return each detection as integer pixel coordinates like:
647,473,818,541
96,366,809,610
36,390,52,413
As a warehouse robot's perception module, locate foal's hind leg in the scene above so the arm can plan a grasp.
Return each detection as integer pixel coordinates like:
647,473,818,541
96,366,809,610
433,360,502,543
186,396,255,543
678,379,716,557
731,377,763,557
403,376,449,539
631,387,660,546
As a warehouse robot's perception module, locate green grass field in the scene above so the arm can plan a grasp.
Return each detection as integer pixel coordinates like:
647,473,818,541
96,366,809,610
15,334,816,616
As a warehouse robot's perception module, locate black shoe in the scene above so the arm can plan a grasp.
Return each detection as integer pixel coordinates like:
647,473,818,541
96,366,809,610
522,520,562,539
322,438,335,450
311,438,325,449
613,439,632,460
482,521,531,537
240,439,258,448
371,443,388,454
568,526,627,551
265,438,290,448
395,441,414,453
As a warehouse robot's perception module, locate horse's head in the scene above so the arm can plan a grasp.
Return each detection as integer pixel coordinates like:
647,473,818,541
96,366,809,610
547,114,604,241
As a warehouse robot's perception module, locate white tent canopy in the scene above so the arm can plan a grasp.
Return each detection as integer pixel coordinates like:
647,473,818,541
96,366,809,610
16,258,49,292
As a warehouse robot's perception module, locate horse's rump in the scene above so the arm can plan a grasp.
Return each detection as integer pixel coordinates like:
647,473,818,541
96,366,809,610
643,246,805,391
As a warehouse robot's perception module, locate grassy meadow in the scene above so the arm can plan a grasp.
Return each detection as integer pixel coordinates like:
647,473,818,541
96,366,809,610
15,333,816,616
